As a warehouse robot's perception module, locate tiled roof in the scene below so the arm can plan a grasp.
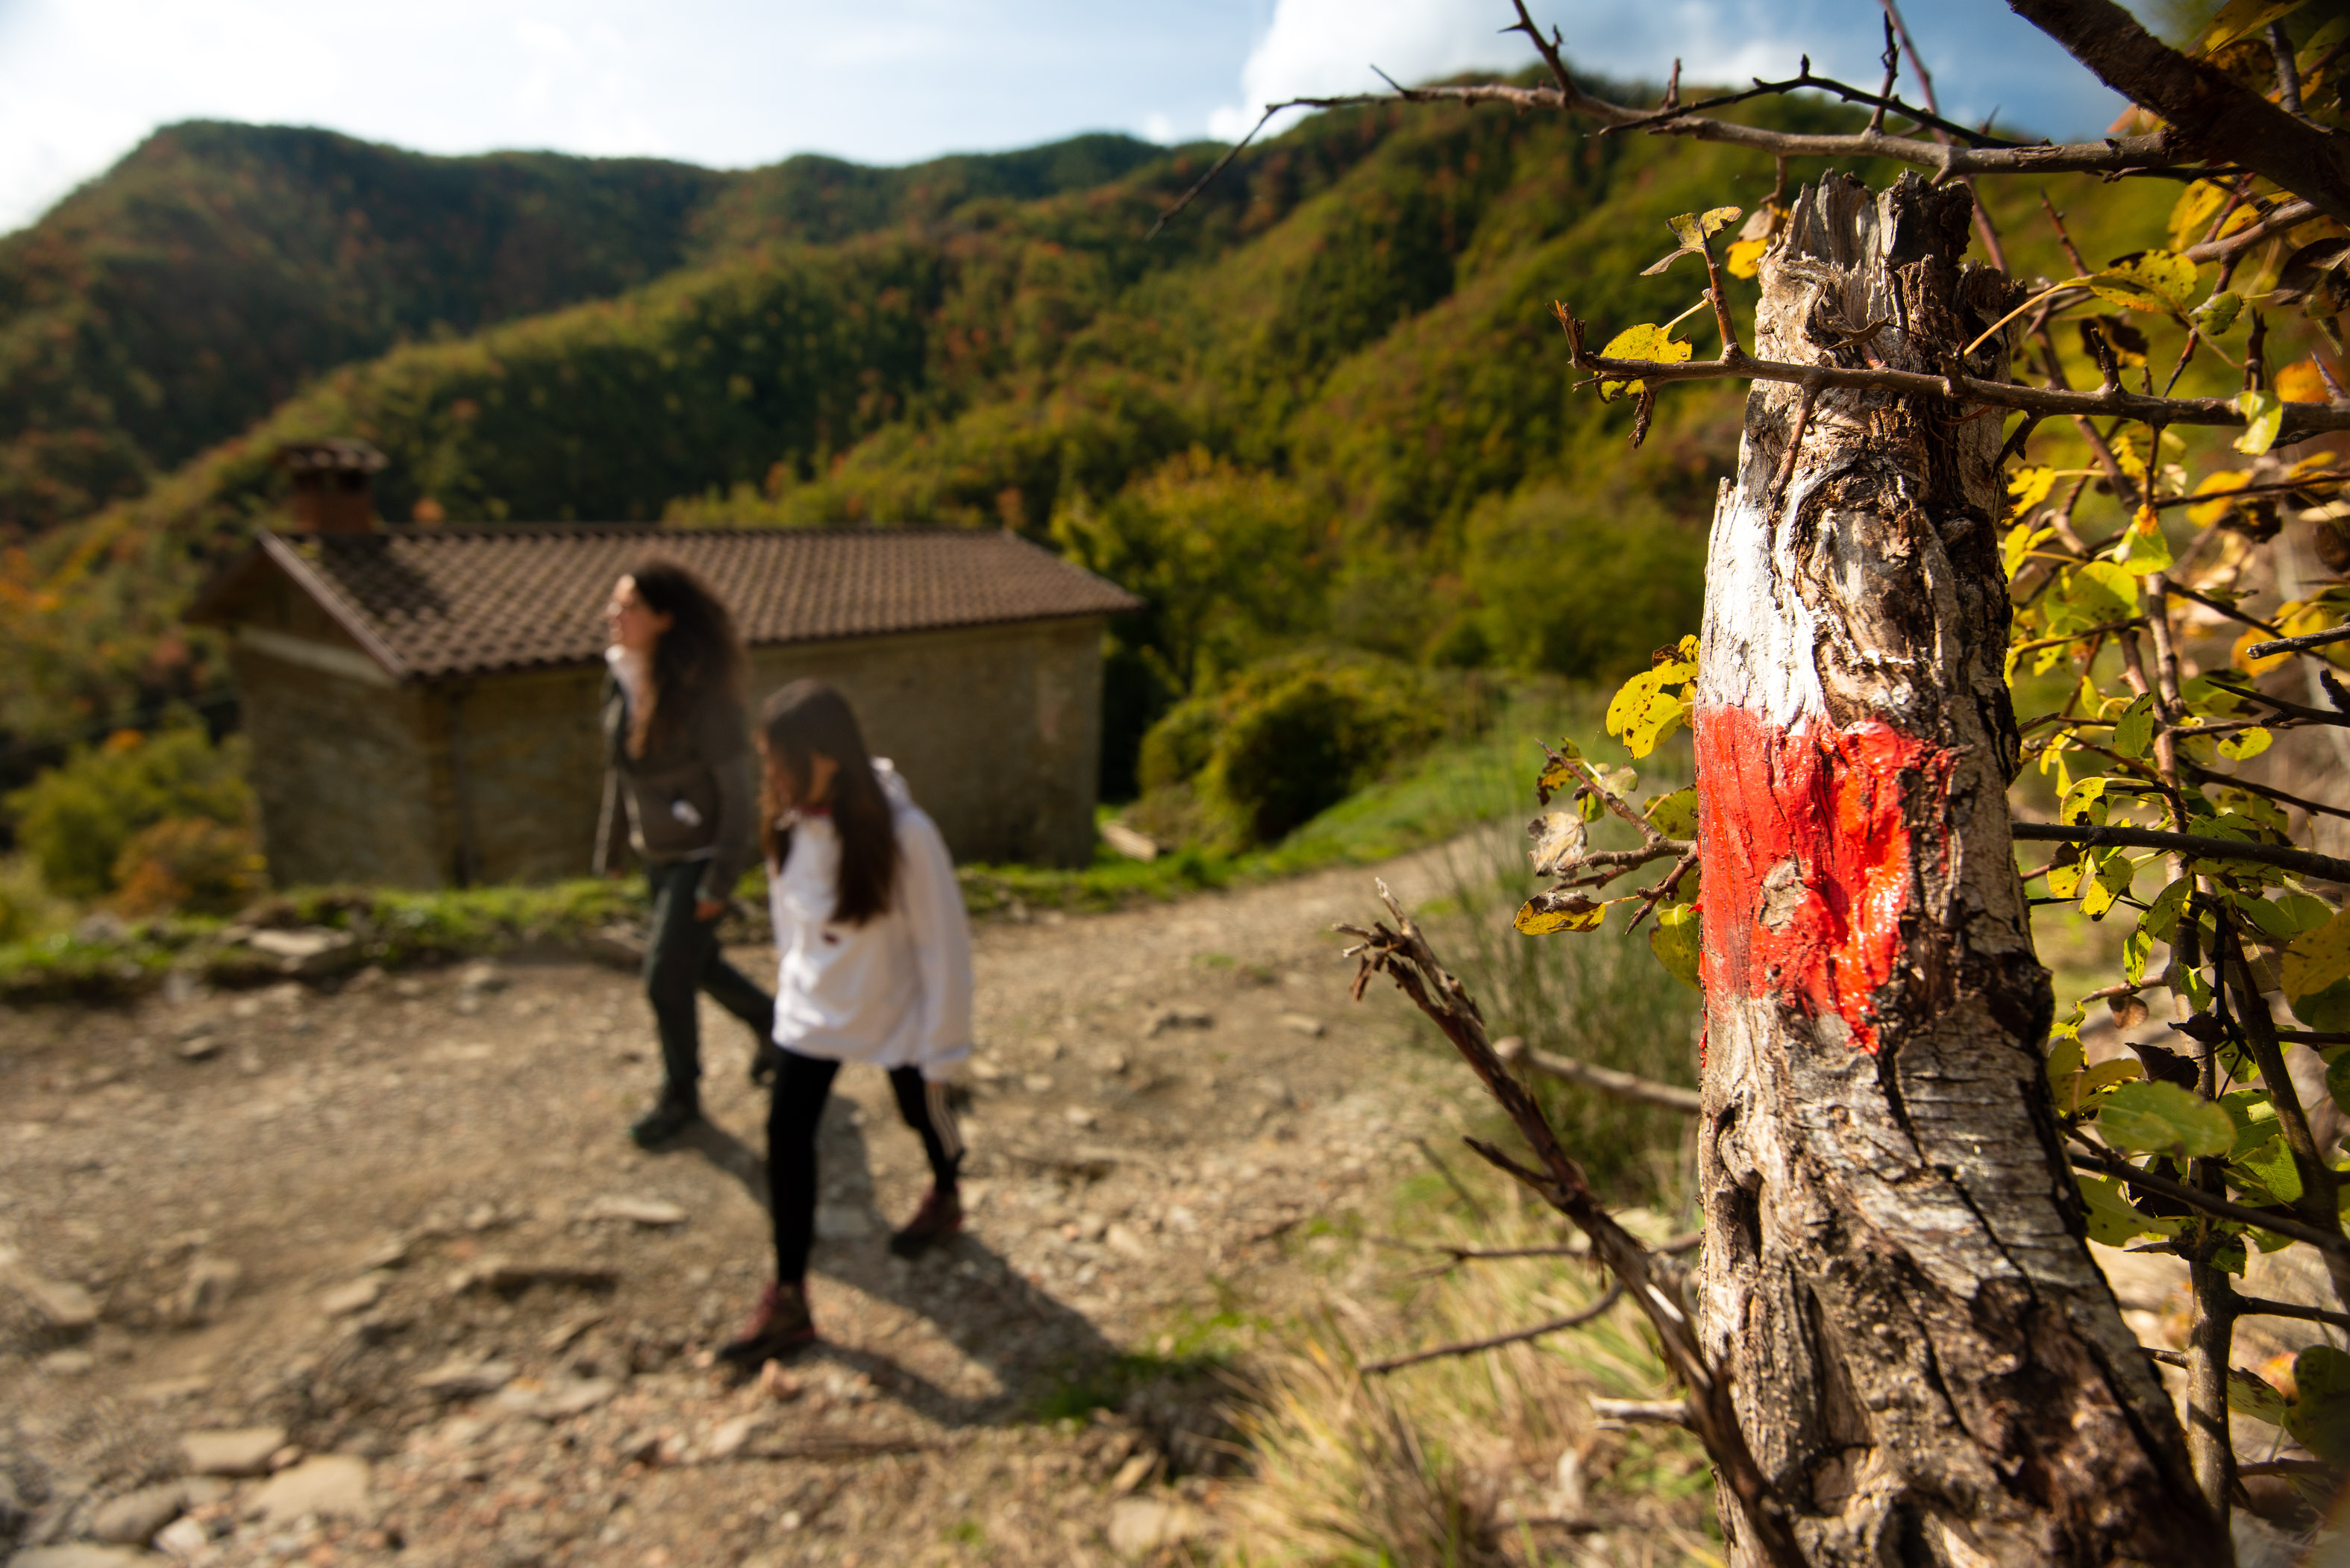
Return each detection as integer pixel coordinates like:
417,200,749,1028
196,525,1141,682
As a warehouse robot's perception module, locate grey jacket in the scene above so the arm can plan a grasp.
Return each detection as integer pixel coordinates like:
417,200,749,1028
594,675,759,906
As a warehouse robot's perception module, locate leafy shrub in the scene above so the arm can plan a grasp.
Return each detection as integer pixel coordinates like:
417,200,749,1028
4,717,253,899
1139,651,1452,850
1461,482,1705,683
0,856,61,944
110,818,266,917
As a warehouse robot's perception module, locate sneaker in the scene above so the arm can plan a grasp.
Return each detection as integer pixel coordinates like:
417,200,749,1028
888,1185,962,1258
628,1097,700,1149
716,1280,816,1366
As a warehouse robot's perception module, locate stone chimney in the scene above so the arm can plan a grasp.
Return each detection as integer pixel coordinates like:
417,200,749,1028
278,439,387,533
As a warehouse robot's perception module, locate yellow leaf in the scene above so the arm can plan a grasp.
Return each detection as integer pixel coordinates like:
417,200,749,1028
1644,785,1698,840
1597,323,1693,397
2169,180,2231,252
2201,0,2305,54
2090,251,2201,313
2284,907,2350,1000
2279,359,2331,404
2008,465,2058,512
2111,434,2148,482
2237,389,2286,455
1515,894,1605,935
2236,622,2291,674
2004,521,2054,580
2217,726,2273,762
2188,468,2254,527
1726,236,1767,278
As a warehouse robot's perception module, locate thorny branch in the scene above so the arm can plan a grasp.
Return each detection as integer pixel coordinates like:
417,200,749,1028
1337,882,1808,1568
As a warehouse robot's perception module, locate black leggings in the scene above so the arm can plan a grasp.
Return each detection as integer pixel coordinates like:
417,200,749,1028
643,859,773,1108
767,1047,962,1283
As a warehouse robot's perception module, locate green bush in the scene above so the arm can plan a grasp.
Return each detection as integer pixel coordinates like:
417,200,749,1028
1138,651,1450,851
5,718,254,899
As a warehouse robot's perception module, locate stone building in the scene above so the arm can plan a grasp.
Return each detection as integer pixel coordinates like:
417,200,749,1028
187,522,1139,888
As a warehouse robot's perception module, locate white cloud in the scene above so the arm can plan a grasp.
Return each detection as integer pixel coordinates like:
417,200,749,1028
1208,0,1523,140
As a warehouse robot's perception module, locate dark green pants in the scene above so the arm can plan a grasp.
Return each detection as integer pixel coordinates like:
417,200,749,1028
643,859,774,1110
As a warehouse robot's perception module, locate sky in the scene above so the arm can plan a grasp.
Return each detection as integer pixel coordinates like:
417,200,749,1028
0,0,2143,237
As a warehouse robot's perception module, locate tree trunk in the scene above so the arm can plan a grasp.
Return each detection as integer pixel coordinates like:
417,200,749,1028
1691,173,2225,1566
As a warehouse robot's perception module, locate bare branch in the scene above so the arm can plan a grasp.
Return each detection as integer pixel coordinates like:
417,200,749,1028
2243,621,2350,660
1591,1397,1692,1429
1148,105,1281,240
1494,1035,1703,1113
1558,328,2350,442
1364,1281,1626,1373
2227,1293,2350,1333
2010,0,2350,227
2011,821,2350,883
1337,882,1806,1568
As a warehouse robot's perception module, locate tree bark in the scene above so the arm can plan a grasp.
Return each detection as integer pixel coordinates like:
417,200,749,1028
1692,172,2226,1566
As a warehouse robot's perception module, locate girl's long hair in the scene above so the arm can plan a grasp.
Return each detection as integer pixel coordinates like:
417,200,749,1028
625,559,746,757
758,680,898,926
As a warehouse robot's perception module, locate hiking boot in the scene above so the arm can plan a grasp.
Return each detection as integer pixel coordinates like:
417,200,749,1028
717,1280,816,1366
888,1185,962,1258
628,1097,700,1149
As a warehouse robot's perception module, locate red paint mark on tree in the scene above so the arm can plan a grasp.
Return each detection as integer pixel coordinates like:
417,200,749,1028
1695,703,1946,1053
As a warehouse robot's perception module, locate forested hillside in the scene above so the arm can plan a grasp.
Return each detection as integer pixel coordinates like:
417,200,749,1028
0,75,2189,795
0,122,1167,533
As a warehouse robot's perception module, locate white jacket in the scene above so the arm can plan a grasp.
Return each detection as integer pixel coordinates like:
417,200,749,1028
768,759,973,1082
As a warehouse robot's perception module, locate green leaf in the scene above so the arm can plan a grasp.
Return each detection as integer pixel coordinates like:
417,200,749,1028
2284,907,2350,1000
2140,877,2192,943
2327,1050,2350,1114
2229,1367,2293,1428
2123,926,2155,987
2202,0,2306,54
2289,1345,2350,1464
2216,726,2272,762
2234,1131,2305,1204
2114,507,2174,574
2073,1172,2178,1246
2093,1079,2234,1157
2237,388,2285,456
2239,892,2333,941
2195,290,2244,336
2221,1088,2280,1157
1645,786,1697,841
1649,903,1702,990
1596,323,1693,397
2292,978,2350,1031
2113,694,2157,760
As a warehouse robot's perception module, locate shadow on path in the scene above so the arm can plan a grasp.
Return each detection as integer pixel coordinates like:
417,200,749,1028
670,1090,1119,1430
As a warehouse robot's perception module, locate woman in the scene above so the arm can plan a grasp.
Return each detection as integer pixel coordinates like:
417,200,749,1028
719,679,974,1364
597,561,776,1148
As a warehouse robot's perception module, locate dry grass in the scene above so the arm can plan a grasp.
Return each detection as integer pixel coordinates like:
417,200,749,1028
1220,1151,1723,1567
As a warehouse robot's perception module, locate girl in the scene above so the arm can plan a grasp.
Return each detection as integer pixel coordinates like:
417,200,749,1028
720,679,974,1364
597,561,777,1148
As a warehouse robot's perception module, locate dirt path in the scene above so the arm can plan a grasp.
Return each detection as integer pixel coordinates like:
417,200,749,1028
0,848,1479,1567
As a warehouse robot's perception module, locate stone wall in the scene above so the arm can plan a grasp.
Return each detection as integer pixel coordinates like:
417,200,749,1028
236,614,1109,888
230,645,445,888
